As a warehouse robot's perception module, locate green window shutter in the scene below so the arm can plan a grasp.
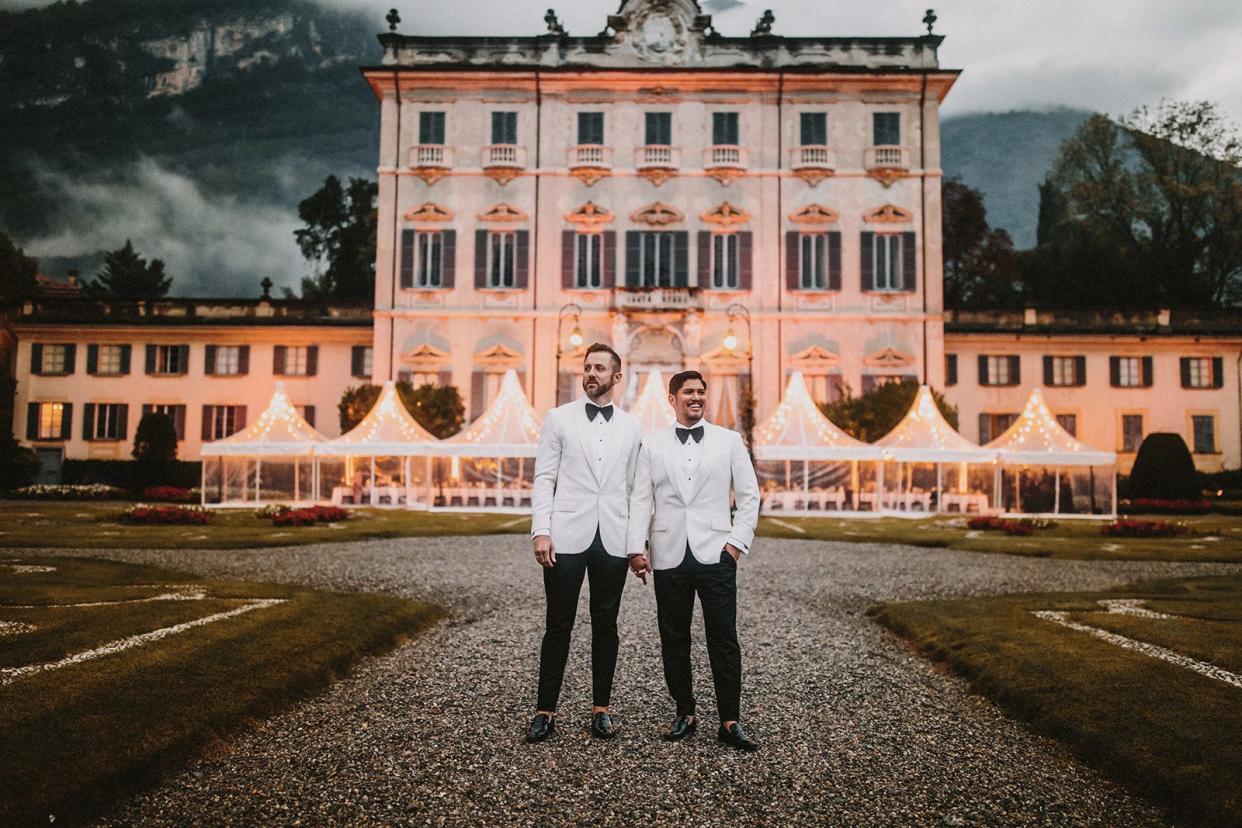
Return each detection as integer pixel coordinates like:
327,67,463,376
59,403,73,440
86,344,99,375
82,403,96,440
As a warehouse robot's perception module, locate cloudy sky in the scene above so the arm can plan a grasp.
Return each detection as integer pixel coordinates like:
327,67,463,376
316,0,1242,122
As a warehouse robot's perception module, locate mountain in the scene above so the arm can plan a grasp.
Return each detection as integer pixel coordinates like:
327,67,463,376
0,0,1089,295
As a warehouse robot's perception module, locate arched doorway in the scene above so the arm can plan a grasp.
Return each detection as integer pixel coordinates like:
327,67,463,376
623,323,685,409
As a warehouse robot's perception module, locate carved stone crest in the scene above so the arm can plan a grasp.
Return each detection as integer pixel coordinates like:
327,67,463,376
478,203,528,223
403,202,454,222
702,202,751,227
789,204,839,225
864,204,914,224
631,202,684,226
566,202,614,230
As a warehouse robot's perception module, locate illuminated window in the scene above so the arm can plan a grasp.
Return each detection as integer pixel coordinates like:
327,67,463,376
37,403,65,440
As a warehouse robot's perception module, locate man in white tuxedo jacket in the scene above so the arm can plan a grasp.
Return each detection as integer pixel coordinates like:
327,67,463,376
627,370,762,751
526,343,643,743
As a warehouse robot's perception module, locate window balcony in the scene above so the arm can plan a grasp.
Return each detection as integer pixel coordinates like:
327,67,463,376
636,145,681,169
790,145,837,172
704,145,747,170
613,286,701,311
865,146,910,171
568,145,613,169
409,144,453,168
483,144,526,169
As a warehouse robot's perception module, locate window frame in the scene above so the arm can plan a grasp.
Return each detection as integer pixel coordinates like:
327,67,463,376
800,112,827,146
41,344,69,375
871,233,903,291
419,111,445,144
487,230,517,289
89,402,126,441
37,402,67,440
577,112,605,145
574,232,603,289
984,355,1018,387
416,230,445,288
1190,413,1217,454
799,233,829,290
1049,356,1079,387
96,344,125,375
284,346,311,377
153,344,187,376
637,231,675,287
873,111,901,146
711,232,740,290
711,112,739,146
207,405,243,441
1120,412,1145,453
1184,357,1213,389
491,111,517,145
645,112,672,146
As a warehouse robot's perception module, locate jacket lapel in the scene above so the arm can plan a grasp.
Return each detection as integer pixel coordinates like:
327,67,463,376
596,409,626,486
661,427,686,503
684,422,714,503
573,398,602,487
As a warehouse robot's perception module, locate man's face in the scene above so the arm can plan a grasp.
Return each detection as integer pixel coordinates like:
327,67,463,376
582,352,620,400
669,379,706,424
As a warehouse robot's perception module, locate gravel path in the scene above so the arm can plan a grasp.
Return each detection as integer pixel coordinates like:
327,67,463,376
29,538,1242,827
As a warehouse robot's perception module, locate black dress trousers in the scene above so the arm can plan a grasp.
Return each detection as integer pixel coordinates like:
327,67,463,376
653,544,741,723
535,526,630,711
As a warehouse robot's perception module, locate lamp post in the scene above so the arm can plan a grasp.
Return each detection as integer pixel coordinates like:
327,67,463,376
556,303,584,405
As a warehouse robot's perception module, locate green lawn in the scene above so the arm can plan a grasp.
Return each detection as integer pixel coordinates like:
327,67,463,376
872,575,1242,828
0,555,444,825
2,501,1241,562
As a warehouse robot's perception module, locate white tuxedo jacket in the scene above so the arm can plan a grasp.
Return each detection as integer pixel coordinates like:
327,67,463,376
530,397,643,558
627,421,761,570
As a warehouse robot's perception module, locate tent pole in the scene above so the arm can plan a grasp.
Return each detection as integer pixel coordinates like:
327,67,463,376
935,463,942,513
802,460,808,493
404,456,411,507
221,459,227,504
201,460,206,506
294,458,300,502
876,462,884,513
1054,467,1061,515
1111,467,1118,516
369,456,376,505
1015,469,1021,514
255,457,262,503
425,455,432,508
993,466,1002,511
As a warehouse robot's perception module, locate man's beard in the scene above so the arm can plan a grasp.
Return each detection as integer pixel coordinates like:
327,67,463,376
583,375,615,399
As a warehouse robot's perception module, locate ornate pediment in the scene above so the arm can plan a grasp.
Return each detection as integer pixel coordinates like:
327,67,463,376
863,347,916,368
701,202,751,227
631,202,684,226
478,203,527,223
789,204,839,225
403,202,453,223
609,0,711,66
565,202,614,230
474,343,525,368
864,204,914,224
790,345,841,370
401,343,450,368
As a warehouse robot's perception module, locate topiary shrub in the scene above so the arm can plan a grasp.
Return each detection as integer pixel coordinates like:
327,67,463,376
0,436,40,491
1128,433,1201,501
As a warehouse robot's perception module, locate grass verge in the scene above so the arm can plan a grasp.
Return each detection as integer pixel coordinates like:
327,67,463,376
871,574,1242,828
0,555,444,825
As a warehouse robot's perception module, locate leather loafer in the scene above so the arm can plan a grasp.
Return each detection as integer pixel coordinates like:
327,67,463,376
591,711,617,740
717,721,759,752
662,714,697,742
525,712,555,743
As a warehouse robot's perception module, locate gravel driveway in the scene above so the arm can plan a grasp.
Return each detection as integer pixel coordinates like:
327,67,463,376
33,537,1241,827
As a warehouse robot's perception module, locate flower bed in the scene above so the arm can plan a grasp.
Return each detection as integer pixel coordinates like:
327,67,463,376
254,504,291,520
10,484,129,501
1122,498,1212,516
269,505,349,527
119,504,213,526
1102,519,1191,538
139,486,197,503
967,515,1039,536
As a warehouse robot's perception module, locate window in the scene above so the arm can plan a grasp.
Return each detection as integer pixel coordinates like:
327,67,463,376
297,405,316,429
206,345,247,376
800,234,828,290
575,233,603,289
871,234,903,291
142,404,186,440
147,344,188,376
645,112,672,145
1110,356,1151,388
34,402,68,440
712,234,740,289
399,370,442,388
712,112,739,145
1045,355,1085,387
979,355,1020,387
803,373,845,405
1055,413,1077,437
1121,414,1144,452
873,112,900,146
419,111,445,144
1181,357,1222,389
800,112,827,146
979,413,1018,443
491,111,517,145
488,231,517,289
351,345,373,379
1192,415,1216,453
39,344,72,375
946,354,958,386
85,403,127,441
416,231,444,287
638,232,675,287
274,345,317,377
578,112,604,145
94,344,127,375
203,405,245,441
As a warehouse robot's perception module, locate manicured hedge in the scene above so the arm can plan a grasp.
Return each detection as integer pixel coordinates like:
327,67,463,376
60,460,202,491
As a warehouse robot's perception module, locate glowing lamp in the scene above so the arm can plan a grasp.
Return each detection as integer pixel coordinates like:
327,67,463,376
723,327,738,352
569,325,584,348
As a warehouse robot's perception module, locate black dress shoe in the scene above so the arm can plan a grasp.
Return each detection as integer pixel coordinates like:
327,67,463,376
525,712,555,743
717,721,759,752
591,711,617,739
662,714,697,742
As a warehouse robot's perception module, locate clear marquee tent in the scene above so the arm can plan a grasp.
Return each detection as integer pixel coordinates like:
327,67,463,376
427,369,543,510
315,380,439,507
986,388,1118,516
874,385,997,513
629,369,676,435
201,382,325,505
753,371,881,513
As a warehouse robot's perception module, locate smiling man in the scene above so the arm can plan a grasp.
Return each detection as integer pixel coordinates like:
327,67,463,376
627,370,762,751
526,343,643,742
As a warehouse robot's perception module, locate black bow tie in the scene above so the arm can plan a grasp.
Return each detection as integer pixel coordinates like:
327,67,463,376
676,425,704,444
586,403,613,422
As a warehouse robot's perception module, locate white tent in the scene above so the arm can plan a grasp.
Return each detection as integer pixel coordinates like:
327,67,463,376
628,369,675,435
753,371,881,513
436,369,542,457
315,380,439,507
201,382,325,505
985,387,1117,516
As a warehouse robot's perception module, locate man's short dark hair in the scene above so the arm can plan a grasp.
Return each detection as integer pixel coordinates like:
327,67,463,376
584,342,621,373
669,370,707,395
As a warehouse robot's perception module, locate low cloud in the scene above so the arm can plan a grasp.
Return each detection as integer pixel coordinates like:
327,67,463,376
21,157,311,298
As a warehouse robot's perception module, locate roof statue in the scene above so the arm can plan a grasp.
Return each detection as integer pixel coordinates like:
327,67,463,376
875,385,995,463
201,382,324,457
753,371,880,461
628,369,677,434
317,380,437,456
435,369,544,457
986,388,1116,466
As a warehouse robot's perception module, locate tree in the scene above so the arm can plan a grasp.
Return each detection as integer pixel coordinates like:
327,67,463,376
338,382,464,438
941,179,1022,309
0,231,38,309
294,175,378,303
0,436,40,491
820,380,957,444
1128,433,1201,501
88,239,171,301
132,412,178,461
